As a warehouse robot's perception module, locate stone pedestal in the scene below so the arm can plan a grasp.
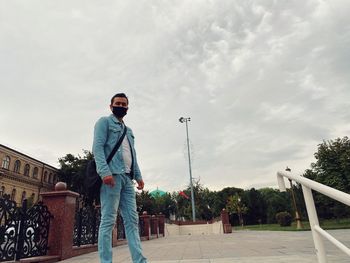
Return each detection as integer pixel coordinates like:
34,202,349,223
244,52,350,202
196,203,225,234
140,214,150,240
150,216,159,238
157,214,165,237
221,209,232,234
40,190,79,260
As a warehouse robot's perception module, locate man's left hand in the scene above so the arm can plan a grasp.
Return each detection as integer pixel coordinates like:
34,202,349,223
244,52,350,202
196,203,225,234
136,179,144,190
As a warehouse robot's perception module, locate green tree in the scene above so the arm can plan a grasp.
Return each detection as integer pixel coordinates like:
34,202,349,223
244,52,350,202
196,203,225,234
226,194,248,226
58,150,93,199
304,137,350,219
58,150,92,193
216,187,243,212
194,186,214,221
242,188,266,225
311,137,350,192
259,188,291,223
136,191,155,215
173,189,192,220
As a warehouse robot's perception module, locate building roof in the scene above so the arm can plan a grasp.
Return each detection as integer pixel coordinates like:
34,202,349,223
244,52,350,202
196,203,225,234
149,188,167,198
0,143,58,170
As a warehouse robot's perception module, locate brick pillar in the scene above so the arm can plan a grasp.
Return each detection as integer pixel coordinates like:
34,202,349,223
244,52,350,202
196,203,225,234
221,209,232,234
157,214,165,237
150,215,159,238
140,212,150,240
40,186,79,260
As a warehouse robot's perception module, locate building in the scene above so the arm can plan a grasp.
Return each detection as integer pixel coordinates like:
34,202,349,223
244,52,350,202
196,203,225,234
0,144,58,205
149,187,167,198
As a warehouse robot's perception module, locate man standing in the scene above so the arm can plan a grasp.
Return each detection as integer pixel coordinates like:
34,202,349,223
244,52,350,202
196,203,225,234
93,93,147,263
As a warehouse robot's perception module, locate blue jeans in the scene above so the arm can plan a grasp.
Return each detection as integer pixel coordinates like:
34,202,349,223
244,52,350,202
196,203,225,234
98,174,147,263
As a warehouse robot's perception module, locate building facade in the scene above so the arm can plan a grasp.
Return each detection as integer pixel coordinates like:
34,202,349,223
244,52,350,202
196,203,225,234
0,144,58,205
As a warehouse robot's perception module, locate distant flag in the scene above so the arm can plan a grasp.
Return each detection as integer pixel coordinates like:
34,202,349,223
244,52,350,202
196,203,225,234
179,191,189,199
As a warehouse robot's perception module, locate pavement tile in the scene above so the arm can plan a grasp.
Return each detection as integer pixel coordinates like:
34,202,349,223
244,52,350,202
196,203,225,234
60,229,350,263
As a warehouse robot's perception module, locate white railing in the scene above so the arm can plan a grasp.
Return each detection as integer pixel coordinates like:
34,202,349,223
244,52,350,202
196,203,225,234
277,171,350,263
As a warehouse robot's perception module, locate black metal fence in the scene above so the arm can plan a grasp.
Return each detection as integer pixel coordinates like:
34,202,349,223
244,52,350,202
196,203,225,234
116,214,125,240
73,198,150,246
139,217,146,237
73,200,101,247
0,194,52,262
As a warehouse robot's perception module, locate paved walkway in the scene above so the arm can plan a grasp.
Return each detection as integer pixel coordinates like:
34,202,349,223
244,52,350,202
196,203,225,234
60,230,350,262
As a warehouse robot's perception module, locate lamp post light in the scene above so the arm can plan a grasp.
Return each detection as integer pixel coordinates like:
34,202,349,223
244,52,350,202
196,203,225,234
237,197,243,227
179,117,196,222
286,167,303,230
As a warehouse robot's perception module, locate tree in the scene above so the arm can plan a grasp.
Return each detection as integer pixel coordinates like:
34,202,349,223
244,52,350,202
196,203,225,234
311,137,350,192
58,150,93,200
304,137,350,219
242,188,266,225
259,188,291,224
136,191,156,215
173,180,219,221
195,187,214,221
216,187,244,216
173,189,192,220
226,194,247,226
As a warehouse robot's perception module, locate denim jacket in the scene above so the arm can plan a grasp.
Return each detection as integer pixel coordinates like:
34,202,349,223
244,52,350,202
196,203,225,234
92,114,142,181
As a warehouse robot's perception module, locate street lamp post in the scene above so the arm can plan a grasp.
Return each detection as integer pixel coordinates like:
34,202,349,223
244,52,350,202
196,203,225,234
179,117,196,222
285,167,303,230
237,197,243,227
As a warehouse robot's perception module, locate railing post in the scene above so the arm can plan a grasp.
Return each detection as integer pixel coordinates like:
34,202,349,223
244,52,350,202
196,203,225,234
40,183,79,260
150,215,159,238
157,214,165,237
302,185,327,263
140,212,150,240
221,209,232,234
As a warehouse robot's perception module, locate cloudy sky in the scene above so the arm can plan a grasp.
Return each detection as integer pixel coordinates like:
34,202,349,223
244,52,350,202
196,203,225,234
1,0,350,193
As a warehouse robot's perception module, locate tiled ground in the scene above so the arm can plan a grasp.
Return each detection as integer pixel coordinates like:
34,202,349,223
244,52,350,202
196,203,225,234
60,229,350,262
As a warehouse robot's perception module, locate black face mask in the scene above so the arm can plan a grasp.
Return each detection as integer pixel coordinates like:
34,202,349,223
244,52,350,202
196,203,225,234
112,106,127,118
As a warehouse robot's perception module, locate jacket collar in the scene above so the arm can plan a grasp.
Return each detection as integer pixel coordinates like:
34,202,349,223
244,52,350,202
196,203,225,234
110,114,124,126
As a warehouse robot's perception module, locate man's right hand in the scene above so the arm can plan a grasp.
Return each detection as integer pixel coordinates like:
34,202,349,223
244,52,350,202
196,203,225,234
103,175,115,187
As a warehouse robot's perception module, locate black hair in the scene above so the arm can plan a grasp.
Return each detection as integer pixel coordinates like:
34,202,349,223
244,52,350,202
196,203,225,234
110,93,129,105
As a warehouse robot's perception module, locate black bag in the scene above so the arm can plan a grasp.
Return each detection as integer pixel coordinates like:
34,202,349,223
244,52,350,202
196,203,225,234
85,159,102,200
85,126,127,201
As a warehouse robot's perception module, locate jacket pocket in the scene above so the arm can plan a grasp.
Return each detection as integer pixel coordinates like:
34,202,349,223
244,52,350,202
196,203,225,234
108,125,122,144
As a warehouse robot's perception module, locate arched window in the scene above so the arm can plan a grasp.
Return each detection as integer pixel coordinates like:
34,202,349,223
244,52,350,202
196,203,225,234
21,191,26,204
14,160,21,173
44,171,48,182
2,156,11,169
49,173,53,183
0,186,5,197
32,167,39,179
31,193,35,201
24,164,30,176
11,189,16,201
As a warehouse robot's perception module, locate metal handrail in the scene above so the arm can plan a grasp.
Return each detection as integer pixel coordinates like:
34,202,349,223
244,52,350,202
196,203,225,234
277,171,350,263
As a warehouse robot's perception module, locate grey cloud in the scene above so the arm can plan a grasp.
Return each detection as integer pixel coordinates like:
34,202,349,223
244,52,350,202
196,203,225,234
1,0,349,192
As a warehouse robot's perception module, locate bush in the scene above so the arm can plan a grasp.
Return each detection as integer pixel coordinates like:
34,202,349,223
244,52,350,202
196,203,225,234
276,211,292,226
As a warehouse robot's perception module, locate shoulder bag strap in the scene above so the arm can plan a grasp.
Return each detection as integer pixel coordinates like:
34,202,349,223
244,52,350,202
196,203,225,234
106,125,127,164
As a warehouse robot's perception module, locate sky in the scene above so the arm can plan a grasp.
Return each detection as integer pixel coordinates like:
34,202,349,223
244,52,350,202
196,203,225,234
1,0,350,193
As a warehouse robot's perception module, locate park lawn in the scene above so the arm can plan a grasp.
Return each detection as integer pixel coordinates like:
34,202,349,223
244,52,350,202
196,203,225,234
236,218,350,231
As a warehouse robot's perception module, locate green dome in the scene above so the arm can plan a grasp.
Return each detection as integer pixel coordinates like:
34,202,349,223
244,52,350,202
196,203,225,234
150,188,167,198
